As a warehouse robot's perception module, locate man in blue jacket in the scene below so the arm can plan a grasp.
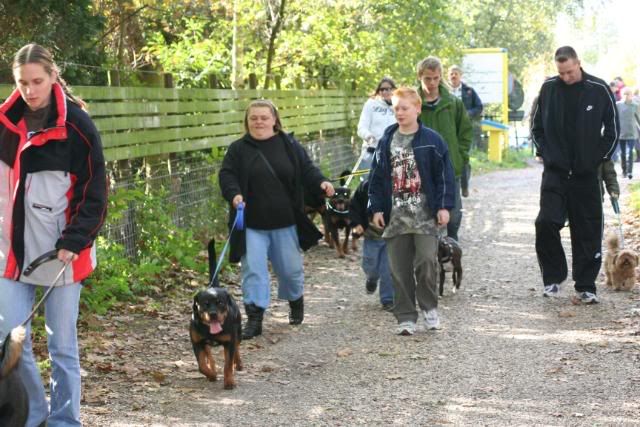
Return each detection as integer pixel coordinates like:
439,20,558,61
449,65,483,197
369,87,455,335
531,46,619,304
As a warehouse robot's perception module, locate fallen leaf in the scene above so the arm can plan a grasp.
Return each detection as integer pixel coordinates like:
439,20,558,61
151,371,166,383
558,311,576,318
337,348,353,357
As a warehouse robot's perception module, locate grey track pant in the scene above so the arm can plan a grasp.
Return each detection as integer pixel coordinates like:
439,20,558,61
385,233,439,323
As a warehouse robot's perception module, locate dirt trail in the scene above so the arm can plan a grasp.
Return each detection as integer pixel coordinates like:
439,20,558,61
81,162,640,426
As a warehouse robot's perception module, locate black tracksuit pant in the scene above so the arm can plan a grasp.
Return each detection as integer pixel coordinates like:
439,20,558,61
535,169,603,293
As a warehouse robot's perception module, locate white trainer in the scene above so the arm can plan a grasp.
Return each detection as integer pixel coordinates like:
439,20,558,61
395,321,416,336
423,308,440,330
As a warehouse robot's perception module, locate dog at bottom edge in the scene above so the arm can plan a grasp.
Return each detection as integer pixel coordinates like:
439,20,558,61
0,325,29,426
189,239,243,389
438,236,463,296
604,232,638,291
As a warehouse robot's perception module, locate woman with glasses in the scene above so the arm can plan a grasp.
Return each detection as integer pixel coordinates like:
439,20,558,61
356,77,397,171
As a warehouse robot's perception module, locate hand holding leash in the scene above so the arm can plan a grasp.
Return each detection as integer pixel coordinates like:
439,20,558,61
321,181,335,197
57,249,78,263
232,194,243,209
611,196,620,215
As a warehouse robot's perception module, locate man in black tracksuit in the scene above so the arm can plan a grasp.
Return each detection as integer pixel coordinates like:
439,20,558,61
531,46,619,304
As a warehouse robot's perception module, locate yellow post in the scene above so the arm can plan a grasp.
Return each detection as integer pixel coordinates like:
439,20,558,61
487,130,502,162
482,121,509,162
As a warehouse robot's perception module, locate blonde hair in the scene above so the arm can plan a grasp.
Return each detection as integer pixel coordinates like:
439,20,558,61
416,56,443,78
244,99,283,133
392,87,422,108
13,43,86,110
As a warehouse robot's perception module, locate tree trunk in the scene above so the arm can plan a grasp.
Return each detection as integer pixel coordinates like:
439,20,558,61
263,0,286,90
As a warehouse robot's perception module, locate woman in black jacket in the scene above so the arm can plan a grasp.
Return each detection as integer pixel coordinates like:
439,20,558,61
219,100,334,339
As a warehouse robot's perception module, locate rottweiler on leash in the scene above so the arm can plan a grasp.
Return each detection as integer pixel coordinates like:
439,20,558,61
189,239,243,389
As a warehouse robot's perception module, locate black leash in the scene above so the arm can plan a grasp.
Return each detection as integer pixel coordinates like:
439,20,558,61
20,250,70,327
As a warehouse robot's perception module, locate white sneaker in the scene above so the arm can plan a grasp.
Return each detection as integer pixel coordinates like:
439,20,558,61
576,291,599,304
395,321,416,336
423,309,440,330
543,284,559,297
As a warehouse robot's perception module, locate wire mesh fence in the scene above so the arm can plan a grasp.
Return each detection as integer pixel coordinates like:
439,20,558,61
102,130,360,259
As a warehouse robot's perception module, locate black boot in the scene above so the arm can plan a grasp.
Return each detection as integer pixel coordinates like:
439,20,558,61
242,303,264,339
289,296,304,325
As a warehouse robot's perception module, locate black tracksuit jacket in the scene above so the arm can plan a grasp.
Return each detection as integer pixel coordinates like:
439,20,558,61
531,71,619,175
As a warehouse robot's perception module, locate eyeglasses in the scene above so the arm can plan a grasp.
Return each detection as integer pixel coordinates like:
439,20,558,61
379,87,394,92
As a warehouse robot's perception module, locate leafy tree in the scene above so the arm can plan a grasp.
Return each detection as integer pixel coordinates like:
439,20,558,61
0,0,105,84
446,0,583,77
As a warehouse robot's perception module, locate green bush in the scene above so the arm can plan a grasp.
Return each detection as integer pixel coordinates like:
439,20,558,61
82,182,215,314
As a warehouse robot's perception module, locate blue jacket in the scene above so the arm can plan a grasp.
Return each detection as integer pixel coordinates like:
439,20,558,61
460,82,483,119
368,122,456,225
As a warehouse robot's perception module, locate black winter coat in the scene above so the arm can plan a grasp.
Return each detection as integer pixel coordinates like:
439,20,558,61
531,71,619,175
218,132,326,262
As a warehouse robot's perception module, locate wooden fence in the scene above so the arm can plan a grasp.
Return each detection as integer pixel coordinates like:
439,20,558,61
0,85,366,161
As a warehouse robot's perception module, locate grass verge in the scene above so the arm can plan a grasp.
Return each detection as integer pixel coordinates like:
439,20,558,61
470,148,532,175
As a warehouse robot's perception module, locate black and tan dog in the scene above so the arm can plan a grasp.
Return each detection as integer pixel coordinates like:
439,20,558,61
0,326,29,426
323,170,356,258
438,236,463,296
189,239,243,389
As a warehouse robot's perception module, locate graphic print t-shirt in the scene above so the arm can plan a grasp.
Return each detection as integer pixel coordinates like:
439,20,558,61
382,130,437,238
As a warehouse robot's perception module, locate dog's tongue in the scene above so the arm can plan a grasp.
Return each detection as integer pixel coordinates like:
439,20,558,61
209,320,223,335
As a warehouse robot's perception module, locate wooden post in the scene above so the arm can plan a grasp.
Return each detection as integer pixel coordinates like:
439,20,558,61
275,75,282,90
208,74,219,89
351,81,357,91
108,69,121,87
295,77,303,89
164,73,174,89
249,73,258,89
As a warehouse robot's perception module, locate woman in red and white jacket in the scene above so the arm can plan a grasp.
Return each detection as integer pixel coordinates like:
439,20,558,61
0,43,107,427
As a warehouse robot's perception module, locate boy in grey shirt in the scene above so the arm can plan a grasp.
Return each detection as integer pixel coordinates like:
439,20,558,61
369,87,455,335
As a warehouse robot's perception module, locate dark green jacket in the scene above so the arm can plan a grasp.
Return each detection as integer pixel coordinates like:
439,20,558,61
418,84,472,177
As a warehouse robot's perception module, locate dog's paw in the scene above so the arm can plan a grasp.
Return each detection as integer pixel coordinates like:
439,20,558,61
223,380,236,389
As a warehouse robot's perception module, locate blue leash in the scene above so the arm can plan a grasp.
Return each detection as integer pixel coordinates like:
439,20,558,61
209,202,244,286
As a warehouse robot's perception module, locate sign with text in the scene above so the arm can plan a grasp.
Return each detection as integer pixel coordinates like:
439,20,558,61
461,50,506,105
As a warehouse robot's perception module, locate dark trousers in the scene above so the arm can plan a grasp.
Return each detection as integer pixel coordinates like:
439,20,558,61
447,178,462,241
535,170,602,293
461,162,471,193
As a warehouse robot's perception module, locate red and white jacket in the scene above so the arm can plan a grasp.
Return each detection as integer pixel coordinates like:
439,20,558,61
0,83,107,285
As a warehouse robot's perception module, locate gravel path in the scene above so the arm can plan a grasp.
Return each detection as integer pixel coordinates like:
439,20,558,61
81,162,640,426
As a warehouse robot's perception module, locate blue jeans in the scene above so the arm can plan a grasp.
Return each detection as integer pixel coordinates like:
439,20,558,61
361,238,394,304
619,139,635,177
0,279,82,427
241,226,304,309
447,178,463,241
356,147,375,176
